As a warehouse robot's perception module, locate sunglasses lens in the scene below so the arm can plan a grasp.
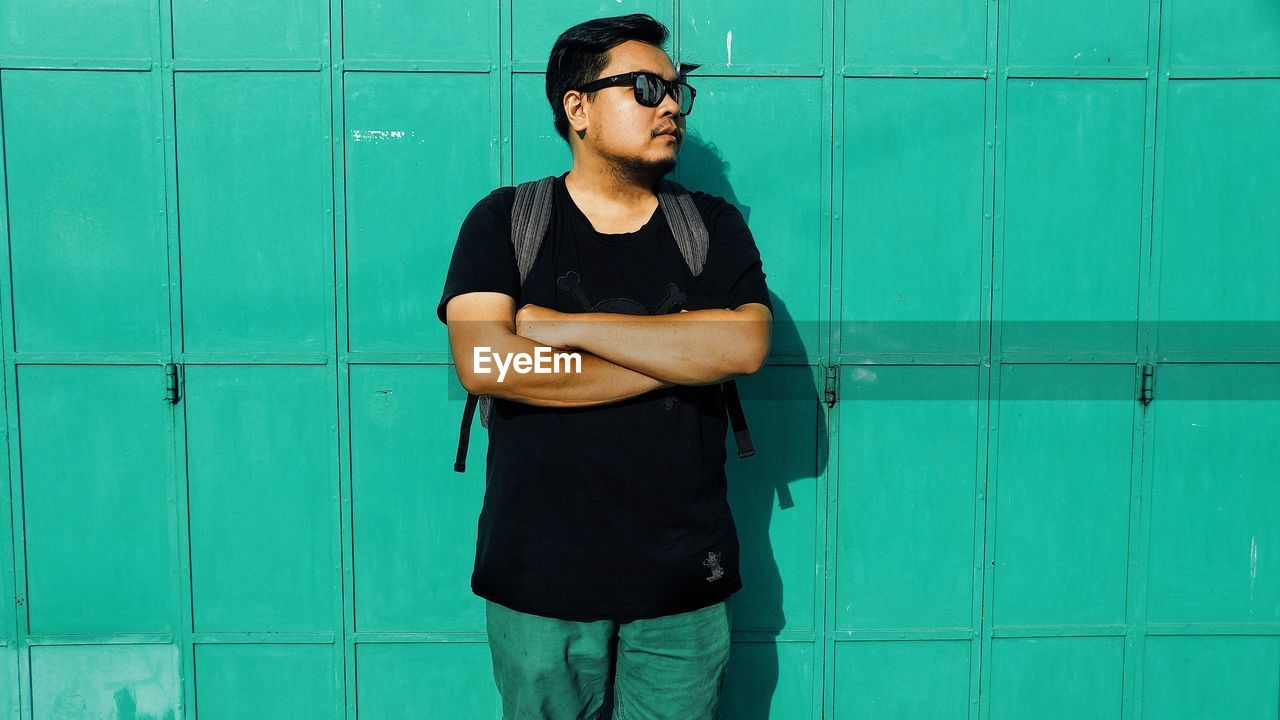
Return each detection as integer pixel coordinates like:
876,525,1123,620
632,74,694,114
634,74,660,106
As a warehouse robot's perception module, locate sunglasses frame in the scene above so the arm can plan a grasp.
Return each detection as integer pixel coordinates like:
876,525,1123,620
574,71,697,116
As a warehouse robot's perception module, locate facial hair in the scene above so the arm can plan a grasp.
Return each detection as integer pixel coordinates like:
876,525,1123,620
603,144,677,190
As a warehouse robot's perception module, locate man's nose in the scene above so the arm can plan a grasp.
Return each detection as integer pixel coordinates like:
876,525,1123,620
657,88,683,117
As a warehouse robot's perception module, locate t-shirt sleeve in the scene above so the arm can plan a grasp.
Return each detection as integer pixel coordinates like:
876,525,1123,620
685,196,773,314
436,187,520,325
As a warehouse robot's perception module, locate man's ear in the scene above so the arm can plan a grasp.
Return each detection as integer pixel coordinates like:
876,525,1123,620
563,90,588,134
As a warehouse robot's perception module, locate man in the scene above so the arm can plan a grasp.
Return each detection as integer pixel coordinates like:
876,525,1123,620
436,13,772,720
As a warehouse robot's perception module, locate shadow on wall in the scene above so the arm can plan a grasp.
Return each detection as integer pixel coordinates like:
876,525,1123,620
598,130,828,720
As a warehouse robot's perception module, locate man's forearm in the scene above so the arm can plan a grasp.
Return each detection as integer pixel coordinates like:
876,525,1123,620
526,306,771,386
465,334,672,407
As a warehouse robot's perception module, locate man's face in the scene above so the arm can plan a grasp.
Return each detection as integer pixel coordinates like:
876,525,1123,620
567,40,687,181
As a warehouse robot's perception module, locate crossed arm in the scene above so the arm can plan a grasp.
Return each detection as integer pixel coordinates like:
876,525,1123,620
445,292,772,408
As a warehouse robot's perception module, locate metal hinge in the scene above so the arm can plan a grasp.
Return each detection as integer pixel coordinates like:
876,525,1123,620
165,363,183,405
824,365,839,408
1140,363,1155,407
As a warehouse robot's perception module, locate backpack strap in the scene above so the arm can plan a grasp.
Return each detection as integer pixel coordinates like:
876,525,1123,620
453,392,479,472
720,377,755,458
455,176,556,472
658,180,755,459
512,176,557,283
657,180,709,275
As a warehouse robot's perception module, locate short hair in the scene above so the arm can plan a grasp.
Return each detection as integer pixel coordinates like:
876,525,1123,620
544,13,670,144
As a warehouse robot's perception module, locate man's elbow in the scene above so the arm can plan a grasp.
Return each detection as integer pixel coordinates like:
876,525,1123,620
736,343,769,376
721,335,769,377
452,345,498,395
731,304,772,375
455,366,491,396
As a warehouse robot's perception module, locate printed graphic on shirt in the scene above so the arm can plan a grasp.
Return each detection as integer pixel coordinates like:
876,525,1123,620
557,270,685,315
557,270,686,410
703,550,725,582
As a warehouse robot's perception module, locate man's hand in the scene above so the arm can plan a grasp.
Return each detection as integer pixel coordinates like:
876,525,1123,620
515,304,575,349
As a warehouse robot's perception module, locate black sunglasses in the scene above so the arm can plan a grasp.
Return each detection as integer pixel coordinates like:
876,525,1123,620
574,71,697,116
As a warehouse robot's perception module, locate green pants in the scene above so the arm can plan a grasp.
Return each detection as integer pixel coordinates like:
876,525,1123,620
484,598,734,720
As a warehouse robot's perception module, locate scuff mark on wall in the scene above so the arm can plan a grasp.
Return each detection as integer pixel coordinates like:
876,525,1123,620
1250,535,1258,588
726,30,733,67
352,129,413,142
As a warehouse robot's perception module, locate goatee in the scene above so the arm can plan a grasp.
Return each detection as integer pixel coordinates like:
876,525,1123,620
607,153,676,191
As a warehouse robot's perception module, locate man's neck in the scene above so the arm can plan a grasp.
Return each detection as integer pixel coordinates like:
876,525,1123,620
565,157,659,210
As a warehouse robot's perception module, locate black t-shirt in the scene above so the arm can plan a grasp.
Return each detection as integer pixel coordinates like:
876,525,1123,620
436,171,772,622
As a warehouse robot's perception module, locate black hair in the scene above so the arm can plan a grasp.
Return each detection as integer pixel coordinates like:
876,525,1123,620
545,13,670,144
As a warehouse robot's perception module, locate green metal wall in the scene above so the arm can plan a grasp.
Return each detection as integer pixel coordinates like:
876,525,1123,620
1,0,1277,718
